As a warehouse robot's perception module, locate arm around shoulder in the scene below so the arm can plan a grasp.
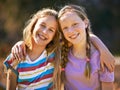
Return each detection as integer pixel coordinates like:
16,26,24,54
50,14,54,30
90,34,115,72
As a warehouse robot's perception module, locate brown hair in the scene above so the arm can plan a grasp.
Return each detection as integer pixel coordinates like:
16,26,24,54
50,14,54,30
58,5,92,81
23,8,61,89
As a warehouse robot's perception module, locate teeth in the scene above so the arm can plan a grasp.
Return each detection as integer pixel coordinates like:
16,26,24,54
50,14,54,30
70,35,77,39
38,34,47,40
69,33,79,39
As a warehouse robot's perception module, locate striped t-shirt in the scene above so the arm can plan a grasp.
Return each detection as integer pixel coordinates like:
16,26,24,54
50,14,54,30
4,50,55,90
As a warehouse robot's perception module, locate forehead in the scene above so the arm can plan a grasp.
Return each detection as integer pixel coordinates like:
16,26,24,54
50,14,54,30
59,12,80,22
37,15,57,23
37,15,58,29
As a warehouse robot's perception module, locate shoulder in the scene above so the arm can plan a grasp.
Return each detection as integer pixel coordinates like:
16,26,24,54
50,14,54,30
48,51,55,58
4,54,18,69
91,44,100,57
90,45,100,67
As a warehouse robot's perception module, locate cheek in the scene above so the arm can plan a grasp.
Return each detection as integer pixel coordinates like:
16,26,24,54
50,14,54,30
32,27,38,35
33,23,39,31
63,32,69,39
32,34,36,42
50,32,56,40
77,25,86,33
51,34,55,39
62,31,67,36
32,31,37,39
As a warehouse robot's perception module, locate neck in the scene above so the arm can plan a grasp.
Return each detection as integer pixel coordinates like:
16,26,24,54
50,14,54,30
72,41,87,59
28,44,46,61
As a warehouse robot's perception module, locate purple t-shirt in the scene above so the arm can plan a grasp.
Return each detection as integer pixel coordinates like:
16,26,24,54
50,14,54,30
65,50,114,90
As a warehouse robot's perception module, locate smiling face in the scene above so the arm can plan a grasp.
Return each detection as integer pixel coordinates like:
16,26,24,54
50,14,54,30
59,11,88,45
32,15,57,47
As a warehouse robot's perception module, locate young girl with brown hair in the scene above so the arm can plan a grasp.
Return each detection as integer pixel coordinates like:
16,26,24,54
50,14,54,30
58,5,114,90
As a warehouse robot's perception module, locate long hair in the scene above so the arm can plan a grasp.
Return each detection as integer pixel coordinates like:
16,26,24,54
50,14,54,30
58,4,92,82
23,8,61,89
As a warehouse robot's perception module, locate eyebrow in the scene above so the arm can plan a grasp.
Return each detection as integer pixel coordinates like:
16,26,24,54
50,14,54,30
40,22,45,25
41,22,56,30
50,27,56,30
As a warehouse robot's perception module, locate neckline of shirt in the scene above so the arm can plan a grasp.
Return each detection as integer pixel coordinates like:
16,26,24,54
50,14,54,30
26,50,47,63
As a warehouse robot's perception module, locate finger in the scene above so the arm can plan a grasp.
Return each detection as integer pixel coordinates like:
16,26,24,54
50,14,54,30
11,46,14,54
18,45,25,60
106,63,113,72
110,63,115,72
14,45,20,61
12,46,18,60
16,45,21,60
11,54,15,62
12,53,20,62
111,58,115,71
112,59,115,68
109,65,113,72
17,45,25,61
108,60,115,72
100,61,104,72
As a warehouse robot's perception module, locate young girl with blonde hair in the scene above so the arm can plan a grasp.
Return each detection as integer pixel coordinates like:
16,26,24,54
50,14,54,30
4,8,61,90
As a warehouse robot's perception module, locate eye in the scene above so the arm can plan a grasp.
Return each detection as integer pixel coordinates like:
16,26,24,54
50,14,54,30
48,28,55,32
72,23,78,27
62,27,68,31
40,24,46,28
48,28,54,32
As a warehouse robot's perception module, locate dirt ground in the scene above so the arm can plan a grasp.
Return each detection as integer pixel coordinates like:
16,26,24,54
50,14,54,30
0,57,120,90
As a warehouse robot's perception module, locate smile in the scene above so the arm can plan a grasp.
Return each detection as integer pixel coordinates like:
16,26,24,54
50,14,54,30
38,33,47,40
69,33,79,39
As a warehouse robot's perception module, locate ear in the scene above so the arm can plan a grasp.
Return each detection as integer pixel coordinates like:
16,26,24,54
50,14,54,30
84,19,89,28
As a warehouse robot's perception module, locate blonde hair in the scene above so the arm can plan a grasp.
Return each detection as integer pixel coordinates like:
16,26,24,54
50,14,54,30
23,8,61,89
58,5,92,81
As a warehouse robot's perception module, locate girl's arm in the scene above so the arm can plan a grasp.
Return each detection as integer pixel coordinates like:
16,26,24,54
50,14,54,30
90,34,115,72
11,41,26,61
101,82,114,90
6,69,17,90
4,54,18,90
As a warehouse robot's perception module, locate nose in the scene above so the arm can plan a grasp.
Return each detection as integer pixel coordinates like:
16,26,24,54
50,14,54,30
68,27,74,33
42,28,48,34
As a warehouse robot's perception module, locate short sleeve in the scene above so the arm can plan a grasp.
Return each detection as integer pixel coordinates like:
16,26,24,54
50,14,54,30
99,68,114,82
93,50,114,82
3,54,19,75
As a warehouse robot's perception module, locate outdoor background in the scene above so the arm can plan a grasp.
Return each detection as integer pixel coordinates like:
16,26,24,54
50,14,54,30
0,0,120,90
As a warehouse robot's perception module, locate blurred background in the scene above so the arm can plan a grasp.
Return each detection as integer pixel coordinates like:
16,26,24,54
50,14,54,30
0,0,120,90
